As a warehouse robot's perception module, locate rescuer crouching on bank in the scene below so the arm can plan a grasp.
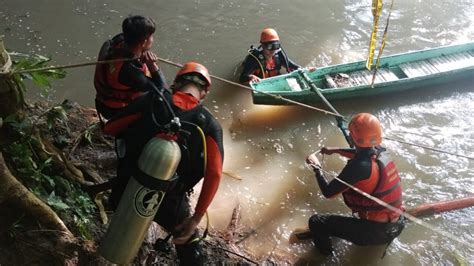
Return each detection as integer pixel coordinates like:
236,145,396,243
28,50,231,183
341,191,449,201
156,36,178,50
102,62,223,265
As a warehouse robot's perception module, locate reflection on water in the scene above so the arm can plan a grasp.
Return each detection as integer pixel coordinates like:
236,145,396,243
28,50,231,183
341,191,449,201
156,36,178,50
2,0,473,264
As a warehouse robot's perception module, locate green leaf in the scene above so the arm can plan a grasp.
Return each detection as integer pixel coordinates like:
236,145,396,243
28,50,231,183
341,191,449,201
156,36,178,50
46,191,70,211
30,71,52,88
10,52,66,96
41,173,56,188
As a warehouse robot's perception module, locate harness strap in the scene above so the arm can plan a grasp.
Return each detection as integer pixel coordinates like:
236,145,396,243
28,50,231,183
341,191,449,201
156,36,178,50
247,49,266,79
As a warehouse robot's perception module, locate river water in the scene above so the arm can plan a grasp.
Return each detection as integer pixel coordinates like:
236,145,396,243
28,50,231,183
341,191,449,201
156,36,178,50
1,0,473,264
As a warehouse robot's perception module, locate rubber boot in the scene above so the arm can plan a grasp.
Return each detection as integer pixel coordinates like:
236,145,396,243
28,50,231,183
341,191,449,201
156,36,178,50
175,241,205,266
309,215,334,256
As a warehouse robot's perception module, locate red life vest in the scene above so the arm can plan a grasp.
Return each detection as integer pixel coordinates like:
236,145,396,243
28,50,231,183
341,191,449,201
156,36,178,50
248,48,281,78
94,34,151,112
343,149,403,222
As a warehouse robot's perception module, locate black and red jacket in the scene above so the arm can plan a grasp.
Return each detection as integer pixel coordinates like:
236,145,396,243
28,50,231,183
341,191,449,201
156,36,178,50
239,47,300,83
94,33,167,119
315,147,403,222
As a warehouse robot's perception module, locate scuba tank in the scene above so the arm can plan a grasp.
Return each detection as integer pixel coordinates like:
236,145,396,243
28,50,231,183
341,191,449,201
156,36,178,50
99,122,181,264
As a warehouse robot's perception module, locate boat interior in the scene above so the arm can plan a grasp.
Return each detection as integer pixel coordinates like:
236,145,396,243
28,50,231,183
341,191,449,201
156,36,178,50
322,50,474,89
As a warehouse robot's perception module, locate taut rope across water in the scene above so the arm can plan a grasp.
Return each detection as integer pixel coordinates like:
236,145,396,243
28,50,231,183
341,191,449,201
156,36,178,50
3,55,472,161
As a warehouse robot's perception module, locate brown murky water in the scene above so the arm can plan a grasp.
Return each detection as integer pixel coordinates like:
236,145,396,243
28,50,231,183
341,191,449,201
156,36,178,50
1,0,473,264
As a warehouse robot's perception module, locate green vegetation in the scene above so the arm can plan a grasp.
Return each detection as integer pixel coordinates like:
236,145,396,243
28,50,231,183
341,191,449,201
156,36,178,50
2,52,96,239
9,52,66,98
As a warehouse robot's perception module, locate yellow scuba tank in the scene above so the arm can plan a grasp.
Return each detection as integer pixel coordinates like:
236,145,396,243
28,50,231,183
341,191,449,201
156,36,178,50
99,136,181,264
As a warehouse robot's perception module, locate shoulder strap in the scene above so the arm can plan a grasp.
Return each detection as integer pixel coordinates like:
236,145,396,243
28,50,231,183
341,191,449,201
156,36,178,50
247,47,266,78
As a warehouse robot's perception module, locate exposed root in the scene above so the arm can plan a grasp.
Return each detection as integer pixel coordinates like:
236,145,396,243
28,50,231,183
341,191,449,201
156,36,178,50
0,152,72,236
32,128,85,184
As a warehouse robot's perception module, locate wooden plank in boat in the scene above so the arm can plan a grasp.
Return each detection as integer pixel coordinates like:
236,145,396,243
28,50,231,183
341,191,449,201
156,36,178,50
444,54,460,71
400,62,425,78
451,52,474,67
418,60,440,74
378,68,399,81
348,72,362,86
419,60,435,76
350,71,368,86
428,56,456,72
359,70,372,84
414,61,436,75
354,68,397,84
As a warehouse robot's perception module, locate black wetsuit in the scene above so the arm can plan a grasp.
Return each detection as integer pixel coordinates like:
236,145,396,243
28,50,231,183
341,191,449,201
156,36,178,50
239,47,300,83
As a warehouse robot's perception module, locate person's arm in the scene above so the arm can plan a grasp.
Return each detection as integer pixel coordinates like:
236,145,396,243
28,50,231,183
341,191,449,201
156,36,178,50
321,147,356,159
119,60,167,92
142,51,169,90
173,120,224,245
286,57,301,72
239,56,261,84
194,135,223,217
315,159,372,198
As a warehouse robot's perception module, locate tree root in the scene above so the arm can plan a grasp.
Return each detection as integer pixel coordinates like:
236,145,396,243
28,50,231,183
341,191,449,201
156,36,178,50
0,152,72,236
32,128,86,184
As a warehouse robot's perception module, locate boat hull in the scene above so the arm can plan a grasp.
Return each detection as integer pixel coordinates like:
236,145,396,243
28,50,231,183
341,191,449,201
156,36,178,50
251,42,474,105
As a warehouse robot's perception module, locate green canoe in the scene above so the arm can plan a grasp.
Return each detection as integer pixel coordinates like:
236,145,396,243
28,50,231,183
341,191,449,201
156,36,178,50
251,42,474,105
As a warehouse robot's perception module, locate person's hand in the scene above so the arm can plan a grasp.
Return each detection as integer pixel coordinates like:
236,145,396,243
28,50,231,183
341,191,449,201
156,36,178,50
248,74,261,83
307,66,317,72
141,51,159,72
173,215,202,245
320,147,334,155
306,151,321,171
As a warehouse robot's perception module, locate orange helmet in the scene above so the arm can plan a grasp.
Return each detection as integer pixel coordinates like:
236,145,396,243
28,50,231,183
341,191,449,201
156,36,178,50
260,28,280,43
348,113,382,148
175,62,212,91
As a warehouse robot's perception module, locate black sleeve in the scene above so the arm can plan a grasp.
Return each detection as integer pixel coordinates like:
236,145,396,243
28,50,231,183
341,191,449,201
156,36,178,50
203,108,224,160
150,69,169,90
286,57,301,72
118,61,168,92
278,50,301,72
239,55,260,83
315,157,373,198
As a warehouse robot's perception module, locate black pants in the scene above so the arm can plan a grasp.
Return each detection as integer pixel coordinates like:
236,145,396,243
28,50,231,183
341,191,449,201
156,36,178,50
308,214,405,255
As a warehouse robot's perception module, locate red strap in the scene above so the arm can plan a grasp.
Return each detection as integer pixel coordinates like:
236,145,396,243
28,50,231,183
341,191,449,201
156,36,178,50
103,114,142,136
155,132,178,141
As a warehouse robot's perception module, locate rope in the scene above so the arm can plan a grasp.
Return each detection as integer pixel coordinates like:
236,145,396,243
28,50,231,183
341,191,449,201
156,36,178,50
156,57,343,118
3,54,470,160
366,0,384,70
159,57,472,161
319,168,474,249
383,136,474,160
299,70,353,147
2,57,137,76
370,0,395,86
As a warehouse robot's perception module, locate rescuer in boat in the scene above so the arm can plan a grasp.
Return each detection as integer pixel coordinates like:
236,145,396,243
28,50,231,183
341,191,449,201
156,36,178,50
103,62,224,265
239,28,315,84
305,113,405,255
94,15,167,120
